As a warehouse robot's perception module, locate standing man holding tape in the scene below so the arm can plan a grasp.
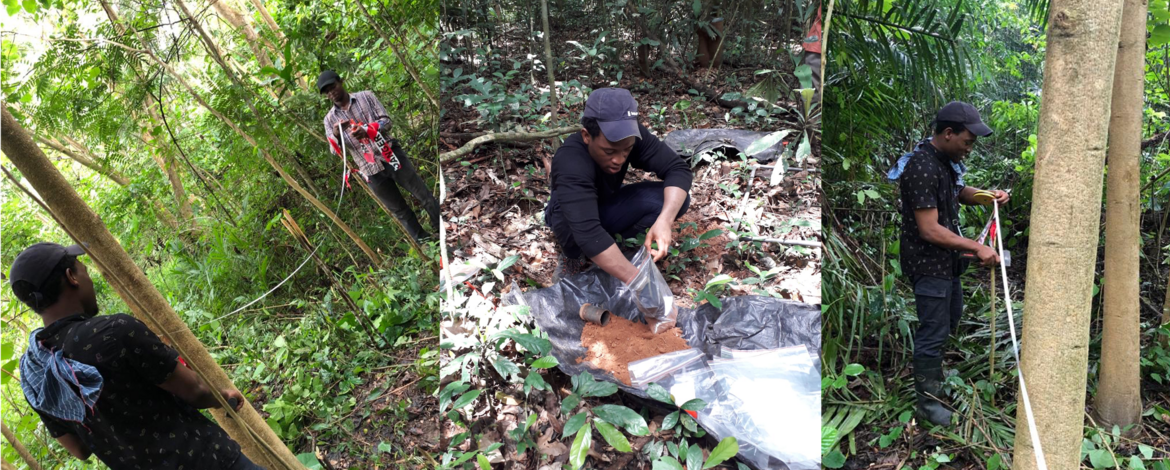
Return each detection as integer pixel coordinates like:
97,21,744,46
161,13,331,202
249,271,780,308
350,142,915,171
319,70,440,243
887,101,1009,426
11,242,262,469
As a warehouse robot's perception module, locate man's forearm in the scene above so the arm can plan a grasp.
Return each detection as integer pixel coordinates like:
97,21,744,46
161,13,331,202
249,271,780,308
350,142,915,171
590,244,639,284
922,223,983,252
656,186,687,225
957,186,979,205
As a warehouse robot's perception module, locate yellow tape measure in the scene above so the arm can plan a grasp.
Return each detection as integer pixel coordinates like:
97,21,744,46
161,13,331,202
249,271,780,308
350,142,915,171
972,190,996,205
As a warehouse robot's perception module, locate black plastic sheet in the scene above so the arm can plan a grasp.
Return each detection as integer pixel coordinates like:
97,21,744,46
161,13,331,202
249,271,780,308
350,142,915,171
501,267,822,396
662,128,786,164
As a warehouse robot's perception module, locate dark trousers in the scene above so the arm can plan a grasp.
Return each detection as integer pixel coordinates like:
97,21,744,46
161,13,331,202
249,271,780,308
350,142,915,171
226,453,266,470
367,140,441,242
911,274,964,360
546,181,691,260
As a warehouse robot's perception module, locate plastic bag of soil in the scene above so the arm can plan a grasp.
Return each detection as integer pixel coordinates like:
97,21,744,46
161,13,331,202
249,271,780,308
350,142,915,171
502,260,822,469
621,247,677,333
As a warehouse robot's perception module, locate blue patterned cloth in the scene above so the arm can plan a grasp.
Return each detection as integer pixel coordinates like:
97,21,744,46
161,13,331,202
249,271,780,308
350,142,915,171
887,138,967,195
20,328,103,425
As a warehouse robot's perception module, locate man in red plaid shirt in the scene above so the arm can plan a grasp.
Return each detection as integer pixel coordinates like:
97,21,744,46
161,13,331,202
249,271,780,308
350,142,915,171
319,70,440,242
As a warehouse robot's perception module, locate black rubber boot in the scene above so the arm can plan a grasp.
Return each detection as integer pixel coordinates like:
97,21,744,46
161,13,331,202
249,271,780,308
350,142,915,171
913,356,954,427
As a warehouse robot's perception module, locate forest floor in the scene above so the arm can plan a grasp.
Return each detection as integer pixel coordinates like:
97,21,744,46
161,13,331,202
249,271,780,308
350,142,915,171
439,27,820,468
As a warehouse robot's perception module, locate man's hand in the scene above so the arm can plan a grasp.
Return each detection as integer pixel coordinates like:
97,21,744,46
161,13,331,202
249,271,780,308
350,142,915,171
991,189,1009,204
349,125,366,140
644,220,674,262
975,245,1000,266
220,389,245,411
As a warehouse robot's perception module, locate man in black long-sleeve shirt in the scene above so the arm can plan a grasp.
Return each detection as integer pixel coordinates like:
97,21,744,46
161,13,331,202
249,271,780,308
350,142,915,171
544,88,693,283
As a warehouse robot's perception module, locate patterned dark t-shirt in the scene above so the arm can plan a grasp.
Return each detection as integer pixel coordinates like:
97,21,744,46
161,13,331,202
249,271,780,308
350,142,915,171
898,142,964,278
29,314,242,470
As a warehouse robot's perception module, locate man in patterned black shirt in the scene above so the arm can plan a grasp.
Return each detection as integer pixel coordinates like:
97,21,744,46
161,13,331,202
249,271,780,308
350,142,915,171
891,102,1008,427
319,70,440,242
11,242,263,469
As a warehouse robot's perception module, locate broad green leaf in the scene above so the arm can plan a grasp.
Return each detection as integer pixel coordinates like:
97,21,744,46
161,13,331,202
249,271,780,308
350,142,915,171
477,453,491,470
680,398,707,412
1088,449,1117,468
646,384,673,405
594,420,632,452
654,456,685,470
296,452,324,469
821,426,838,454
662,410,680,430
561,393,581,416
593,404,650,436
793,64,813,89
843,363,865,376
451,389,481,410
686,443,703,470
822,450,846,468
492,357,521,379
743,130,791,156
569,421,592,470
702,437,739,468
795,133,811,164
497,254,520,270
705,274,734,288
563,412,588,439
524,371,549,393
531,356,560,369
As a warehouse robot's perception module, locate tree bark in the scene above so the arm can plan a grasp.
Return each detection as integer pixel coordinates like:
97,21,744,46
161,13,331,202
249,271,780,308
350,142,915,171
1,422,42,470
1,457,15,470
540,0,560,123
1011,1,1124,469
1094,0,1146,431
247,0,285,43
141,113,196,230
1,106,303,470
1163,275,1170,344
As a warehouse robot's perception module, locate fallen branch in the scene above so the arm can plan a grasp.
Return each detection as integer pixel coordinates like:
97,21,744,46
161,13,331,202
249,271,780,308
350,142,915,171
1142,130,1168,150
439,126,577,162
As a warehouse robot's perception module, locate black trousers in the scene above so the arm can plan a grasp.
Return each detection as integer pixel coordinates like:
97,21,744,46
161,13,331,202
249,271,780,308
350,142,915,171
911,274,964,360
545,181,691,260
366,140,440,241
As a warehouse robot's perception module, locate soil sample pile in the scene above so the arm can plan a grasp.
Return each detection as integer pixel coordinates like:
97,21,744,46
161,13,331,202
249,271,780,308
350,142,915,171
579,315,690,385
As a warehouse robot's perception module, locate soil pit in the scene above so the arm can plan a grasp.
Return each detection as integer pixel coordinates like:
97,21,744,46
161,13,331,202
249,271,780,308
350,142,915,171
578,315,690,385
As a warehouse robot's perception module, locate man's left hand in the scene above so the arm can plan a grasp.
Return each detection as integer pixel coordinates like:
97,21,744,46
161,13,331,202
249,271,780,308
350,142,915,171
349,126,366,140
644,221,673,262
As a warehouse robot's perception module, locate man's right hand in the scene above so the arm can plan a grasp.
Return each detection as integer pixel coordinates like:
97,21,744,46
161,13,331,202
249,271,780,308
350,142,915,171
975,245,1000,266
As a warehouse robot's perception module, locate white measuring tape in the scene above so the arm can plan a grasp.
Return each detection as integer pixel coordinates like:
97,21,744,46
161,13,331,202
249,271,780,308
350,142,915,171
991,200,1048,470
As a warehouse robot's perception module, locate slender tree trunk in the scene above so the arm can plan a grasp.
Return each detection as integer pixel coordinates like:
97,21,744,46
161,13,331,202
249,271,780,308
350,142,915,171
35,134,182,231
1095,0,1147,431
1,106,303,470
1,421,44,470
355,0,440,111
1011,1,1124,469
1163,275,1170,344
248,0,285,43
540,0,560,124
141,119,196,229
209,0,276,69
1,457,15,470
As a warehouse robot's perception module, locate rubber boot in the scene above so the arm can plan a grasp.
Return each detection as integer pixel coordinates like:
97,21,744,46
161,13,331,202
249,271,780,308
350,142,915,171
913,356,953,426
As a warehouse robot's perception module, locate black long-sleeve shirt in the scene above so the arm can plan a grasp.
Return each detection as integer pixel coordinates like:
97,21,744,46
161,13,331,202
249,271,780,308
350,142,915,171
549,124,693,257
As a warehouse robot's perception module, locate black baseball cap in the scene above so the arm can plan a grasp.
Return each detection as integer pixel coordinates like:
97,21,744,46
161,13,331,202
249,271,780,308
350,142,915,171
9,242,87,291
317,70,342,93
936,101,992,137
582,88,641,142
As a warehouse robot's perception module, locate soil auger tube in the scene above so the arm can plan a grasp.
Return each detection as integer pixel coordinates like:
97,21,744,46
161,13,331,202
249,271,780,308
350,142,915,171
991,200,1047,470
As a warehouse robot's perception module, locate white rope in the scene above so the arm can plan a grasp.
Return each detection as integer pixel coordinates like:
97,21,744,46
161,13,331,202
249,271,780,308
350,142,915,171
991,200,1047,470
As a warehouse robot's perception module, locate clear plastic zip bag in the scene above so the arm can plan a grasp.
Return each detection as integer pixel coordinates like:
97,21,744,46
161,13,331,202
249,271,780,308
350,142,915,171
621,246,677,333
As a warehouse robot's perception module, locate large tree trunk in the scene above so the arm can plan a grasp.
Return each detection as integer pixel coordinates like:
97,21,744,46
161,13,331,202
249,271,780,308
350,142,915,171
1,106,303,470
2,420,44,470
1094,0,1147,431
1011,1,1125,469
